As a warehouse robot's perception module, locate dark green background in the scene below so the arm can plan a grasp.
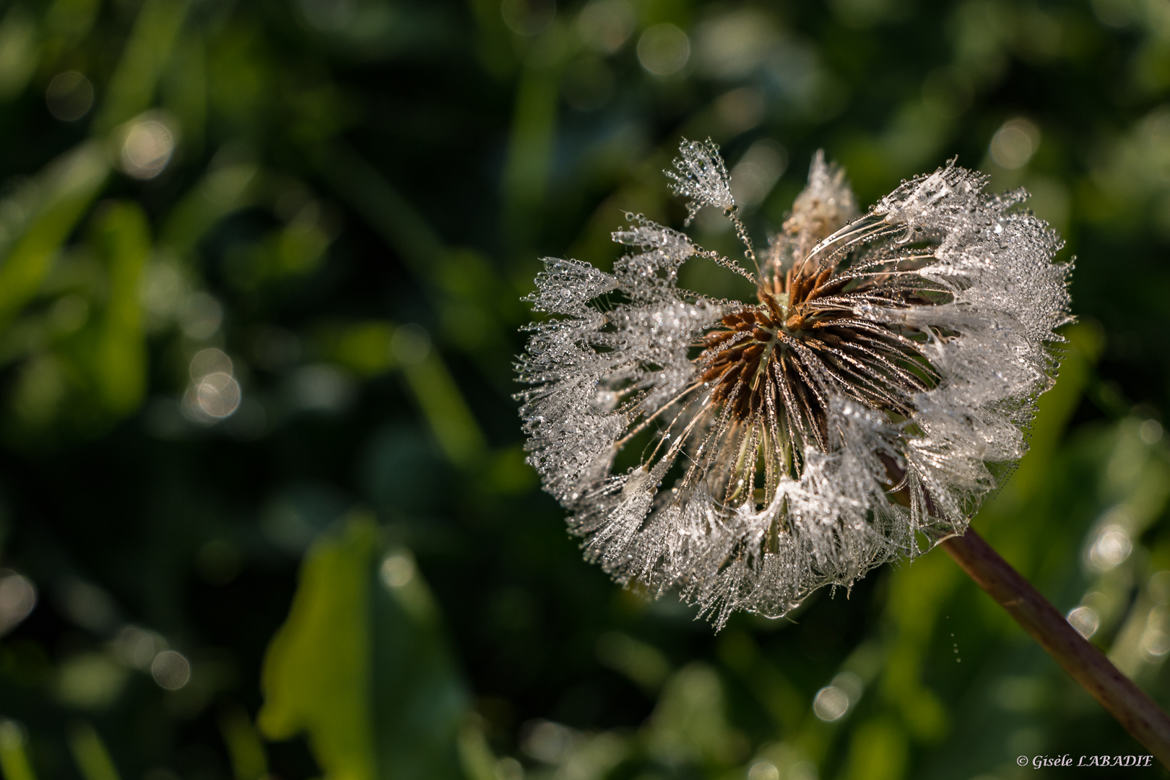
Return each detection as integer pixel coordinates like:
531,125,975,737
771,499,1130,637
0,0,1168,778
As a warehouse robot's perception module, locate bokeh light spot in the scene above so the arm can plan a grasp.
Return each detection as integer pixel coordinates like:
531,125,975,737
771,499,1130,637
989,118,1040,170
576,0,634,53
714,87,765,134
118,115,176,180
150,649,191,691
45,70,94,121
747,760,781,780
180,292,224,339
1087,523,1133,572
189,348,233,381
1066,605,1100,639
521,719,572,763
812,685,850,722
1139,418,1164,444
0,571,37,635
1141,608,1170,660
731,140,788,206
500,0,556,37
289,364,353,413
380,551,416,589
59,578,117,632
636,24,690,76
391,323,431,366
195,372,242,419
113,626,167,670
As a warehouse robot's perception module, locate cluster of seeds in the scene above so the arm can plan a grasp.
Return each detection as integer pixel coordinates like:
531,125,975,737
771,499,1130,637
517,139,1071,628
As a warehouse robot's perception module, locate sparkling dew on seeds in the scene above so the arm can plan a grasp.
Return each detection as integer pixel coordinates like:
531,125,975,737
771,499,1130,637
516,139,1071,628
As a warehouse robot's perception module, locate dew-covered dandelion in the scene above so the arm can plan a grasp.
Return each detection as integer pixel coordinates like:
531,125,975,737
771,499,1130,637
516,139,1071,628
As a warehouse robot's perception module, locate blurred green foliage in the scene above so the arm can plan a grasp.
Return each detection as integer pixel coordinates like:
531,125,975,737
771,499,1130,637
0,0,1169,778
259,515,476,780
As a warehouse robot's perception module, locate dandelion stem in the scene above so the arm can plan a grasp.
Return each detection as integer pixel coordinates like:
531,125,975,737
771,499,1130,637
942,528,1170,766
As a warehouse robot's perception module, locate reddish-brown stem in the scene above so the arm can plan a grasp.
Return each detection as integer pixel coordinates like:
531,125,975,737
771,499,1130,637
942,528,1170,767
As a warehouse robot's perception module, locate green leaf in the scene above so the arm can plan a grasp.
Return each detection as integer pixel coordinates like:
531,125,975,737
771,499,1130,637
88,203,149,416
0,722,37,780
259,516,471,780
0,143,108,330
93,0,189,132
842,719,908,780
67,723,121,780
0,9,36,100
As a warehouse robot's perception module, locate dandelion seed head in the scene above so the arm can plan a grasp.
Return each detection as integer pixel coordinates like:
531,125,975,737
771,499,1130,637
517,138,1071,629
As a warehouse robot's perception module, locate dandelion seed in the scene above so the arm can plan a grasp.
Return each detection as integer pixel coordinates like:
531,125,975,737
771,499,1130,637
665,138,736,224
516,138,1072,629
